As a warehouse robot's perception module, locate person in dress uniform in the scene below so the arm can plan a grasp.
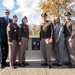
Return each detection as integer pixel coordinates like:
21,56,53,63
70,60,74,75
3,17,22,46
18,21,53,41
7,15,18,69
40,13,54,68
64,12,75,68
18,16,29,67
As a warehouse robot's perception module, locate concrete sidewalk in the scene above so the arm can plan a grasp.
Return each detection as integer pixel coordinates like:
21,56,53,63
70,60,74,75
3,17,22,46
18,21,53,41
0,61,75,75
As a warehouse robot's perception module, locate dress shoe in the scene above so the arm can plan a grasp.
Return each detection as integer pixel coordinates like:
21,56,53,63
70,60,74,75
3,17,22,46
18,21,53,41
68,65,75,68
48,64,51,69
52,63,59,65
57,63,64,66
20,64,25,67
64,62,71,65
6,63,9,66
2,61,7,65
1,65,6,68
13,62,18,66
41,63,47,66
22,62,29,66
10,66,16,69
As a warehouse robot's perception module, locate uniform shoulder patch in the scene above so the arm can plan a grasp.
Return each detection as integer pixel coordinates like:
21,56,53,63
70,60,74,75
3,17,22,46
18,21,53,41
69,20,75,25
47,21,52,26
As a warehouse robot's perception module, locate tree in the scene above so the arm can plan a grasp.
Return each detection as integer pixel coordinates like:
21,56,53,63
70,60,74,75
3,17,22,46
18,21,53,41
38,0,75,18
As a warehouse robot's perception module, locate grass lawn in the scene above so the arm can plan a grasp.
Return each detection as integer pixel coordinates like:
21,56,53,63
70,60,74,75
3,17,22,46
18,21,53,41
29,34,40,38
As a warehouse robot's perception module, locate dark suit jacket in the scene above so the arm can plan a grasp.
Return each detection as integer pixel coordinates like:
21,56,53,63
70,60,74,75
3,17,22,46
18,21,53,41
0,17,12,42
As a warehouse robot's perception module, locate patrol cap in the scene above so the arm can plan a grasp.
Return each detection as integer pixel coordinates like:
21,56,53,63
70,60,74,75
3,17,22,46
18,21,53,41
22,16,28,23
22,16,27,19
41,13,48,17
13,15,17,18
64,12,71,16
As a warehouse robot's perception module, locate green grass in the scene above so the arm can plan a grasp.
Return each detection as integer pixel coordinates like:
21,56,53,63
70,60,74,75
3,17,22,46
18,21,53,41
29,34,40,38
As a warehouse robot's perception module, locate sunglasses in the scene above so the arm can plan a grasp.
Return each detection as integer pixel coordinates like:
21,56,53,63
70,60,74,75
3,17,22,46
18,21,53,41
5,12,9,13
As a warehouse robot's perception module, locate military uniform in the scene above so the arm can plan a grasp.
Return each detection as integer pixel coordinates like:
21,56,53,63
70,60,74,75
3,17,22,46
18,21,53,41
40,20,54,65
7,22,18,66
64,19,75,66
18,23,29,64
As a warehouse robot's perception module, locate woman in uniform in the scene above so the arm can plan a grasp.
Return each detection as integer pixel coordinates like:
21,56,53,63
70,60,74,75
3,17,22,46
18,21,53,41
18,16,29,67
7,15,18,69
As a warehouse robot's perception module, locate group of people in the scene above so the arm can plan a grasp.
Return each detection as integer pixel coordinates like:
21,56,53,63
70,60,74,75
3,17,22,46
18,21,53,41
0,9,75,69
0,9,29,69
40,12,75,69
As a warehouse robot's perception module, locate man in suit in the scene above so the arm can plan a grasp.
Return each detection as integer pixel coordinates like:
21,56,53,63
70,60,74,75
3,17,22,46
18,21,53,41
0,38,2,68
0,9,12,68
64,12,75,68
52,16,65,66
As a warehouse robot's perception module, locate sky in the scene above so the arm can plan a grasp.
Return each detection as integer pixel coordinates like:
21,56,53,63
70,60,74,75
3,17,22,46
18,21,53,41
0,0,43,25
0,0,75,25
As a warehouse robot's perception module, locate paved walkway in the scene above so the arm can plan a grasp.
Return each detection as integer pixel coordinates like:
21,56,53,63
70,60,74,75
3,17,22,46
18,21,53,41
0,61,75,75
